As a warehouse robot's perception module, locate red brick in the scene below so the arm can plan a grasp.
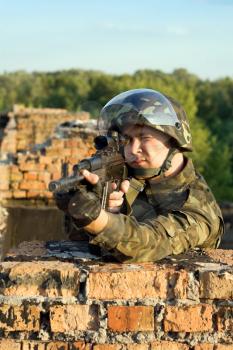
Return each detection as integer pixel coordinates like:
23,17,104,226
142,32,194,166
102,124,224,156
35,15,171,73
20,180,46,190
65,139,80,148
50,305,99,332
0,304,40,331
0,181,9,190
194,345,214,350
164,304,213,332
126,345,150,350
0,190,13,199
21,341,46,350
39,155,53,165
87,265,188,300
93,346,123,350
199,271,233,299
13,190,27,198
216,307,233,332
38,171,51,182
24,171,38,181
21,341,69,350
47,163,62,174
10,172,23,181
52,171,62,180
0,339,21,350
0,164,10,180
60,148,72,157
43,190,53,199
27,190,44,198
11,181,19,190
70,342,91,350
1,261,80,297
46,342,69,350
19,162,46,172
108,305,154,332
151,342,189,350
51,139,65,148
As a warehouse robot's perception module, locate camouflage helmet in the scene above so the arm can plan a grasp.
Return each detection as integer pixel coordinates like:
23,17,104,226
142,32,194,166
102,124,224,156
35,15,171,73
99,88,192,151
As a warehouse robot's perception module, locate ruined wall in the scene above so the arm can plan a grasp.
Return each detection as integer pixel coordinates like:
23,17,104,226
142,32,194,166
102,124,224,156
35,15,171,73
0,105,90,154
0,105,96,203
0,106,97,254
0,241,232,349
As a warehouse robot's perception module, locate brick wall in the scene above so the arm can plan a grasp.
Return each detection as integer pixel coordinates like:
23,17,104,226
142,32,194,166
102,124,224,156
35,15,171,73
0,106,96,203
0,241,232,349
1,105,90,154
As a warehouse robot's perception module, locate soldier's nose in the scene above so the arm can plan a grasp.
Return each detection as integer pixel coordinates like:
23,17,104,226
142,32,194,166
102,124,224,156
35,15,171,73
130,139,142,154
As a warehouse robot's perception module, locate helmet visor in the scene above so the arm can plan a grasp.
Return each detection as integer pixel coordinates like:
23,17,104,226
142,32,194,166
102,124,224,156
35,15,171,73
98,89,180,134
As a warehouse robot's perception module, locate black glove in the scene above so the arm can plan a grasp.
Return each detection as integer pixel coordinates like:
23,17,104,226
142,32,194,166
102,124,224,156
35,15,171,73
55,181,102,228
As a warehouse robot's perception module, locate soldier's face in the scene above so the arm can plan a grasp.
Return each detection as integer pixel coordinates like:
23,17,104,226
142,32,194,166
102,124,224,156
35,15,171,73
123,125,170,169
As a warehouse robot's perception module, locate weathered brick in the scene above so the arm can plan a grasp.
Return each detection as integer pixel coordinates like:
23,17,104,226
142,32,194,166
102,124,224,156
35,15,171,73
199,271,233,299
164,304,213,332
0,339,21,350
51,139,65,148
151,342,189,350
13,190,27,198
0,164,10,180
20,180,46,190
65,139,80,148
38,171,51,182
1,261,80,297
0,304,40,331
87,264,188,300
93,346,124,350
194,345,214,350
126,345,150,350
46,342,69,350
24,171,38,181
22,341,69,350
216,307,233,332
27,190,44,198
108,305,154,332
50,305,99,332
39,155,53,165
22,341,46,350
10,171,23,181
19,162,45,172
70,342,91,350
0,190,12,199
0,181,9,190
43,190,53,199
11,181,19,190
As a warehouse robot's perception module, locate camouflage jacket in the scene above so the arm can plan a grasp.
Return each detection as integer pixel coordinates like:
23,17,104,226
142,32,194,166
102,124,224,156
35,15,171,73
87,158,224,262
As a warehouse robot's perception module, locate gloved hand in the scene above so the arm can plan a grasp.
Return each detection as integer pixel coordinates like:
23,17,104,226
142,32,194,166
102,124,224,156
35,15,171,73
54,171,102,228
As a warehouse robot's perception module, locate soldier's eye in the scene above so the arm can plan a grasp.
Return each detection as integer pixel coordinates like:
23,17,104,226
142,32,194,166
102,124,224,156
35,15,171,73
141,136,152,140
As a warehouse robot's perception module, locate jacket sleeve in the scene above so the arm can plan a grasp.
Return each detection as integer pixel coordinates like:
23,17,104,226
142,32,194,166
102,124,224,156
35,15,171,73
89,200,223,263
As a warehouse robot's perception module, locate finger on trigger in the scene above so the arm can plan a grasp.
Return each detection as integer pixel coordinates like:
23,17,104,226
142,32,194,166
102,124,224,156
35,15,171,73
108,198,123,207
109,191,124,200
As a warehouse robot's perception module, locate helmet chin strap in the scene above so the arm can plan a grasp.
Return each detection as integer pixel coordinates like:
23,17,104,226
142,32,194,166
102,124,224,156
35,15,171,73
128,148,179,179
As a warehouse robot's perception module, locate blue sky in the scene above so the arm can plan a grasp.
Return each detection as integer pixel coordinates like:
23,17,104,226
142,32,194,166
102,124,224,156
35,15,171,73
0,0,232,80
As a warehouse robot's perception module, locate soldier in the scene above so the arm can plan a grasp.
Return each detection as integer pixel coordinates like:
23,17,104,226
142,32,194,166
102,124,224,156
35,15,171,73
56,89,224,262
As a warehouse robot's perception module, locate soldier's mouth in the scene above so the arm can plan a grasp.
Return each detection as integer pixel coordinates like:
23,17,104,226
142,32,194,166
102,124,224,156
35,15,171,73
129,159,146,166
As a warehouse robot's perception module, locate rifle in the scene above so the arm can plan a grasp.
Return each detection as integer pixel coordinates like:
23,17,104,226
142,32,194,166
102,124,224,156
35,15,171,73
48,131,128,209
